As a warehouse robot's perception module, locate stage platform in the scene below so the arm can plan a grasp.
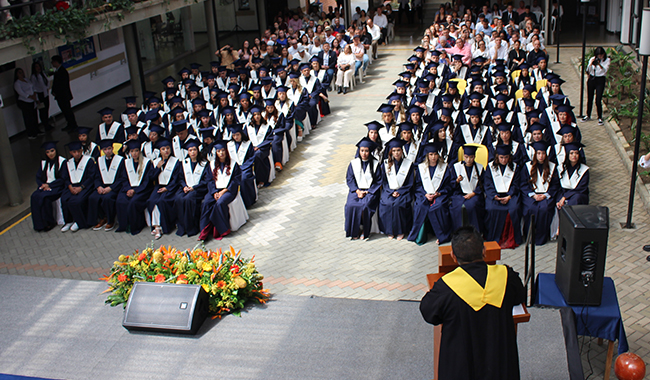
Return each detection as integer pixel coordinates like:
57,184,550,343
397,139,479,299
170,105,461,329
0,274,577,379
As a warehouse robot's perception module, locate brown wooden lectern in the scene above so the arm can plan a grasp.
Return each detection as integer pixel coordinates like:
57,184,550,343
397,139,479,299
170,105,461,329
426,241,531,380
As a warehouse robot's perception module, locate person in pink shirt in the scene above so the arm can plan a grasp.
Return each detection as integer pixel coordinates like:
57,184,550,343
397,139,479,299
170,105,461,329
445,38,472,65
287,14,303,32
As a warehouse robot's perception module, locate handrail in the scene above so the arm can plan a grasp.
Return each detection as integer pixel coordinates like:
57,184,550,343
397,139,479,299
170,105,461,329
523,214,536,307
1,0,50,12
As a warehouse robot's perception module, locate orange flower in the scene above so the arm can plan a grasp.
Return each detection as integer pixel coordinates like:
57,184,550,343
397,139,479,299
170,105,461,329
117,273,127,282
154,274,165,283
138,253,147,261
176,274,188,284
216,280,226,288
230,264,240,275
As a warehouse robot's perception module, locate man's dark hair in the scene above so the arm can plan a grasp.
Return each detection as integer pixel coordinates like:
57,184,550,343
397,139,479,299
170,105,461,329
51,55,63,64
451,226,484,263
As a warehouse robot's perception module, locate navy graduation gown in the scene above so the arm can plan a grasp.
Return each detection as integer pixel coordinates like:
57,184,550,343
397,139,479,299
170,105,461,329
228,140,257,208
344,158,382,238
61,156,97,229
200,162,242,235
378,158,414,236
115,158,156,234
146,157,181,234
87,155,125,226
247,123,274,185
488,141,527,166
483,162,523,245
557,163,589,206
269,114,291,166
175,159,211,237
31,157,66,231
407,162,452,244
449,162,485,233
521,162,560,245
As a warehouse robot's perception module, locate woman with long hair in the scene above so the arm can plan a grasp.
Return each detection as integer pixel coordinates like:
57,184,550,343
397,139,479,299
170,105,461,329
264,99,290,170
287,73,312,140
449,144,485,233
227,124,257,208
582,46,610,125
14,67,39,139
408,142,452,245
146,139,181,239
30,61,52,131
335,45,355,94
378,138,414,240
175,139,211,237
345,138,382,239
31,141,67,231
115,140,156,235
238,40,252,62
521,140,559,245
199,141,245,241
556,142,589,209
484,145,522,248
246,105,275,187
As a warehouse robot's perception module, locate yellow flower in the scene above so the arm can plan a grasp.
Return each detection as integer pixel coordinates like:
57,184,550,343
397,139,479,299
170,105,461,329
152,251,164,263
118,255,127,262
129,260,139,267
202,262,212,272
202,283,210,293
113,261,120,266
233,276,247,289
196,260,205,270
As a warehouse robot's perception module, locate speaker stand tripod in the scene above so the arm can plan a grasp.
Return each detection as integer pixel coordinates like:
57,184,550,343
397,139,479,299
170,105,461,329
230,0,244,32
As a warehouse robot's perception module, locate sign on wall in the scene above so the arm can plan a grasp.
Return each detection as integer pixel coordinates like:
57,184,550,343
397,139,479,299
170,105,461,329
58,37,98,69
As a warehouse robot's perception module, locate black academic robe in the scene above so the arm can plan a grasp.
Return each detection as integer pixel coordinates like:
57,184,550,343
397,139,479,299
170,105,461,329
200,162,242,237
521,162,560,245
175,159,211,237
31,157,66,231
420,262,526,380
344,158,381,238
378,159,414,236
228,140,257,208
407,162,452,244
484,162,523,245
246,123,274,185
61,156,97,229
115,158,156,235
449,162,485,233
557,163,589,206
87,155,125,226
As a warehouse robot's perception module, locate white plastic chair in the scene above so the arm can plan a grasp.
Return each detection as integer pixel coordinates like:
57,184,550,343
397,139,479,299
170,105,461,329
228,193,249,232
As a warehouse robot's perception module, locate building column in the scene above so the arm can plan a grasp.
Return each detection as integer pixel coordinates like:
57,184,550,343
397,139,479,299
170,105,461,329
0,107,22,206
181,7,195,52
123,24,145,99
204,0,218,55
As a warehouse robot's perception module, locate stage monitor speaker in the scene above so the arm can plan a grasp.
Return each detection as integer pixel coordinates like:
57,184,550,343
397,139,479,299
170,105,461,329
122,282,209,334
555,205,609,306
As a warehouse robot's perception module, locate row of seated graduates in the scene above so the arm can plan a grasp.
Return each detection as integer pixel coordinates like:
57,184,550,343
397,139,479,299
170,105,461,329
344,44,589,247
31,57,341,241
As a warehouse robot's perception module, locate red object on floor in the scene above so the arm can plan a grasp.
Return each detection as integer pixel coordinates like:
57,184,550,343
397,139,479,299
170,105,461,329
198,223,212,241
499,214,518,249
615,352,646,380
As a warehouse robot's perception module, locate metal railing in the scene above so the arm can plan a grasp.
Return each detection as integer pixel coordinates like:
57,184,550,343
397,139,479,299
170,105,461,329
523,214,536,307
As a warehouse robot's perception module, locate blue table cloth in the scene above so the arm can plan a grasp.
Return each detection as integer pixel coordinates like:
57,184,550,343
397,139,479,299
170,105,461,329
534,273,628,355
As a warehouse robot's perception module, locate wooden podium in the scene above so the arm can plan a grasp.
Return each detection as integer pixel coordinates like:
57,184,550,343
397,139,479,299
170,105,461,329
426,241,531,380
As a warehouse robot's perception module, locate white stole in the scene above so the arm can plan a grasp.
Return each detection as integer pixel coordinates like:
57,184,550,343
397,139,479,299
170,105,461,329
66,156,91,184
300,75,317,93
546,107,561,143
213,160,235,189
526,161,556,193
489,162,516,194
419,161,447,194
125,157,151,187
403,140,420,162
454,161,483,194
42,157,66,183
247,124,270,147
384,158,412,190
228,140,252,166
351,158,377,190
182,159,206,188
98,155,123,185
154,156,178,186
172,136,188,160
559,164,589,190
99,121,121,140
460,124,487,144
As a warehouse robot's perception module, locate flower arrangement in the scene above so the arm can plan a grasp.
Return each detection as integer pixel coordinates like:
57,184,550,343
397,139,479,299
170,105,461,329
102,244,269,317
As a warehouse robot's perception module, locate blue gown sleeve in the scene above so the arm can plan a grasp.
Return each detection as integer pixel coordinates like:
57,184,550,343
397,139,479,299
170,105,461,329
346,163,358,193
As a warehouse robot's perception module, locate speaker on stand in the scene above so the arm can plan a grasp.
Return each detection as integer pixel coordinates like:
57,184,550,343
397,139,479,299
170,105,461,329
555,205,609,306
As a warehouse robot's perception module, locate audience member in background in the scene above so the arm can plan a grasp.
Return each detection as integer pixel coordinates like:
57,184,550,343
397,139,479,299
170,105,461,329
51,55,78,132
13,67,40,139
582,46,610,126
30,61,53,131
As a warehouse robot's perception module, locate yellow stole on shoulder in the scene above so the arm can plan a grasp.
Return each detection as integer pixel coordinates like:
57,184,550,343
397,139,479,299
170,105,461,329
442,265,508,311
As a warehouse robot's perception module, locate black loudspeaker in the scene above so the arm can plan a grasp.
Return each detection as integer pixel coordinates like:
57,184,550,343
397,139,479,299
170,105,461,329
122,283,209,334
555,205,609,306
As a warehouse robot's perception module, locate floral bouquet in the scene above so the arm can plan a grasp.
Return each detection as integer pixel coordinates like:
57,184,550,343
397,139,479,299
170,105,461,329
102,244,269,317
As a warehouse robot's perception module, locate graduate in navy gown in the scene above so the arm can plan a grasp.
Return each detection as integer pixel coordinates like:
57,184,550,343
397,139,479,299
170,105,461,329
521,140,560,245
489,123,527,165
175,139,211,237
227,124,257,208
115,140,156,235
87,139,124,231
449,144,485,233
31,141,67,231
407,142,452,245
286,73,311,137
199,141,242,241
484,145,523,248
246,105,274,187
299,63,322,126
344,138,382,239
60,141,97,232
146,139,181,239
556,142,589,209
454,107,492,147
378,138,415,240
264,99,291,171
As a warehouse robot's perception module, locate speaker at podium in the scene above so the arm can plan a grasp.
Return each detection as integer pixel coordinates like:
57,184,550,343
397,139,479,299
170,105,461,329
554,205,609,306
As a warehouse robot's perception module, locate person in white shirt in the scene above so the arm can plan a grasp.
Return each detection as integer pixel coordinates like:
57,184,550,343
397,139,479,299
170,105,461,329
309,37,323,56
366,19,381,59
372,7,388,44
14,67,40,139
488,36,509,70
30,61,53,131
531,0,542,13
582,47,610,125
351,35,369,75
336,45,356,94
